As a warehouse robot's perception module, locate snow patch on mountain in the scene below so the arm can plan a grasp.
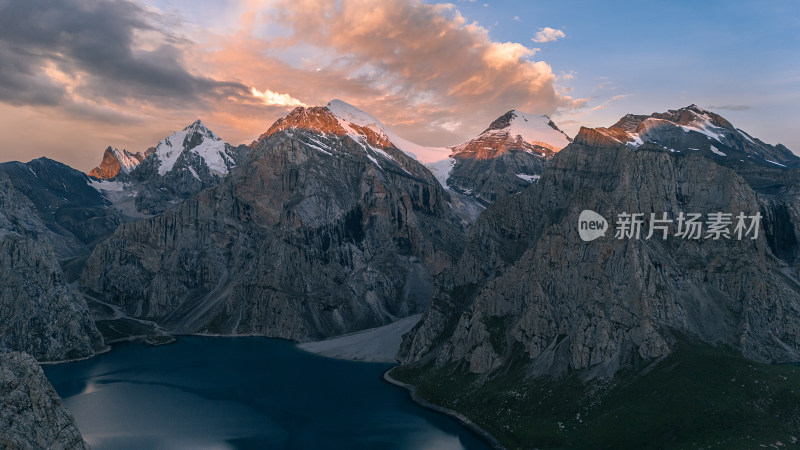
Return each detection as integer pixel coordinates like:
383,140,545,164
110,149,142,173
88,179,126,192
675,109,728,142
427,158,456,188
502,111,571,151
710,145,727,157
737,129,756,144
326,100,452,165
516,174,541,183
766,159,787,168
626,133,644,148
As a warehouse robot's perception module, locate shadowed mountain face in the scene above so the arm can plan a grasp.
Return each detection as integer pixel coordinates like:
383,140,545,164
401,125,800,380
0,158,120,255
0,158,107,365
81,106,465,340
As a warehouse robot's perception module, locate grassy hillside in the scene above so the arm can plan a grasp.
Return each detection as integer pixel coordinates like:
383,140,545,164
392,339,800,449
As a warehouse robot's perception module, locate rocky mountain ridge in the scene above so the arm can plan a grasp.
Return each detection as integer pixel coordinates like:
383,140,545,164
86,120,251,216
401,121,800,381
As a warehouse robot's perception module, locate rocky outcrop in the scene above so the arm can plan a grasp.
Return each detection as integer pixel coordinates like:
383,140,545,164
81,108,465,340
606,104,800,271
88,146,147,179
0,235,104,362
401,126,800,380
0,352,89,450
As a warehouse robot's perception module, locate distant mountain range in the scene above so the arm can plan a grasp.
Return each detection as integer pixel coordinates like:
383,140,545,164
87,100,571,220
2,102,800,448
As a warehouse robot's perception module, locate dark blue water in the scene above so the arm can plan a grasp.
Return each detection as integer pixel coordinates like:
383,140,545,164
43,337,490,450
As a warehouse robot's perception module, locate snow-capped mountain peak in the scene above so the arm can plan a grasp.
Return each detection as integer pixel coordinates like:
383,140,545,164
258,100,452,169
153,120,232,176
601,105,798,168
325,99,384,135
255,102,572,217
451,110,572,160
494,110,572,150
326,99,452,165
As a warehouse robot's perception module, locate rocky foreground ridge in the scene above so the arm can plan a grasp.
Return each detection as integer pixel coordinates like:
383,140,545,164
0,352,89,450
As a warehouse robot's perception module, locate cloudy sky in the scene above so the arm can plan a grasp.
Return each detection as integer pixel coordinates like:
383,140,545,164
0,0,797,171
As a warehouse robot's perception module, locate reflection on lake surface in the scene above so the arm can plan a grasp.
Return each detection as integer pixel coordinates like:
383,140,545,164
43,337,490,450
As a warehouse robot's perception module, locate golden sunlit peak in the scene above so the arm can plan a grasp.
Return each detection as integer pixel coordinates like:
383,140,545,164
250,87,307,107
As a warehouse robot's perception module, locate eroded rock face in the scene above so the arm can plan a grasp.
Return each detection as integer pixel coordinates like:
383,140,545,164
0,352,89,450
0,236,104,362
81,114,465,340
0,161,106,362
401,128,800,379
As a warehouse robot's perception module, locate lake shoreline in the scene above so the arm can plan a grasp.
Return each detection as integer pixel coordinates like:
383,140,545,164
44,336,492,449
382,367,505,450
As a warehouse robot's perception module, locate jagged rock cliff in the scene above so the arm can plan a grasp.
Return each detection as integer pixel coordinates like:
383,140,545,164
81,106,465,340
0,158,107,362
0,352,89,450
594,105,800,272
401,126,800,379
0,235,104,362
88,146,149,179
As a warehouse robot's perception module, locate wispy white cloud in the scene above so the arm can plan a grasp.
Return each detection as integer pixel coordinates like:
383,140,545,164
0,0,588,169
706,104,751,111
250,87,307,107
533,27,565,43
231,0,584,144
590,94,632,111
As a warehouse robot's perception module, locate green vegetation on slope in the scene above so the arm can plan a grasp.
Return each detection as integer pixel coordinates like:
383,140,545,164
392,339,800,449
